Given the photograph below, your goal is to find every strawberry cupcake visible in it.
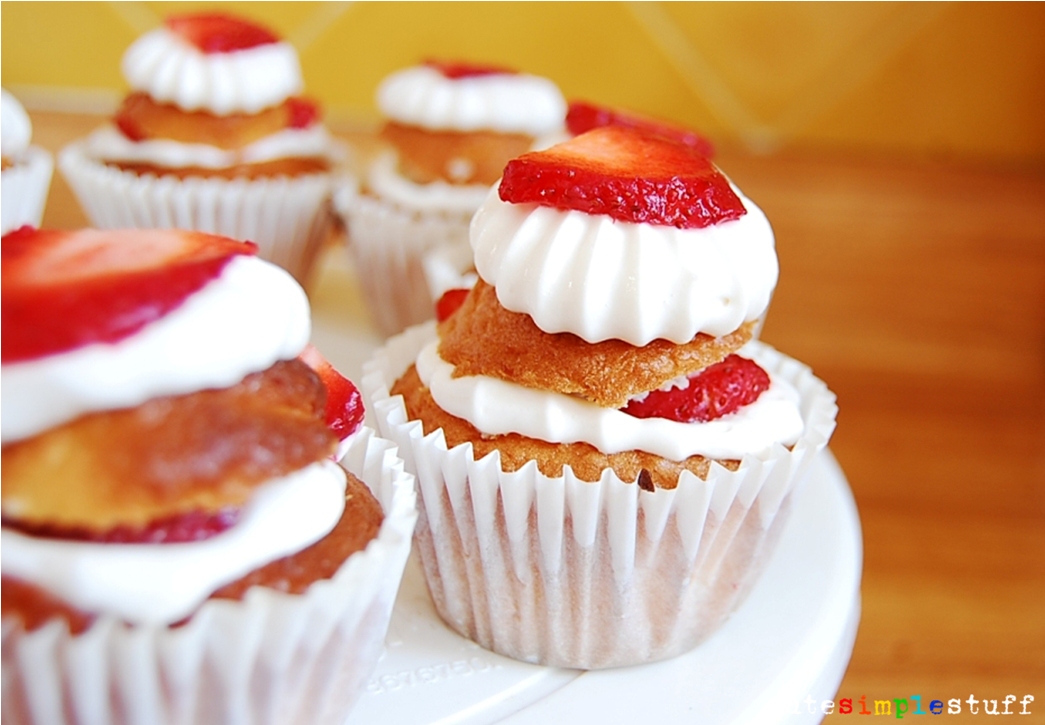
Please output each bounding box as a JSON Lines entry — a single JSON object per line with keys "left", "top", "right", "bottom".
{"left": 335, "top": 60, "right": 566, "bottom": 335}
{"left": 1, "top": 227, "right": 416, "bottom": 724}
{"left": 365, "top": 127, "right": 837, "bottom": 669}
{"left": 58, "top": 12, "right": 346, "bottom": 284}
{"left": 1, "top": 89, "right": 53, "bottom": 235}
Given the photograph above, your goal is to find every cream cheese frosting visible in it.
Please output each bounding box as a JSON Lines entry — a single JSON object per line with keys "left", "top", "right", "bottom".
{"left": 1, "top": 88, "right": 32, "bottom": 158}
{"left": 122, "top": 27, "right": 303, "bottom": 115}
{"left": 1, "top": 253, "right": 311, "bottom": 444}
{"left": 471, "top": 185, "right": 778, "bottom": 346}
{"left": 377, "top": 65, "right": 566, "bottom": 136}
{"left": 417, "top": 340, "right": 804, "bottom": 461}
{"left": 0, "top": 460, "right": 346, "bottom": 625}
{"left": 84, "top": 124, "right": 339, "bottom": 169}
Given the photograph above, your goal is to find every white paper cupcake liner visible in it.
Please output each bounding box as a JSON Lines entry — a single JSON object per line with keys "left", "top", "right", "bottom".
{"left": 1, "top": 425, "right": 418, "bottom": 725}
{"left": 58, "top": 141, "right": 343, "bottom": 285}
{"left": 1, "top": 146, "right": 54, "bottom": 235}
{"left": 363, "top": 323, "right": 837, "bottom": 669}
{"left": 333, "top": 181, "right": 475, "bottom": 337}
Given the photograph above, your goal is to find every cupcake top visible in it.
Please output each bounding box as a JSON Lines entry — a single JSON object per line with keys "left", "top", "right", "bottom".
{"left": 471, "top": 126, "right": 778, "bottom": 346}
{"left": 1, "top": 228, "right": 311, "bottom": 443}
{"left": 82, "top": 11, "right": 338, "bottom": 172}
{"left": 378, "top": 61, "right": 566, "bottom": 136}
{"left": 1, "top": 88, "right": 32, "bottom": 160}
{"left": 408, "top": 126, "right": 803, "bottom": 471}
{"left": 1, "top": 227, "right": 366, "bottom": 626}
{"left": 122, "top": 13, "right": 303, "bottom": 116}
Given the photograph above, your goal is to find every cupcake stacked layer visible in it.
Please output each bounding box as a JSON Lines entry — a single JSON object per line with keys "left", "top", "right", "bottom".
{"left": 59, "top": 13, "right": 346, "bottom": 283}
{"left": 1, "top": 227, "right": 416, "bottom": 725}
{"left": 1, "top": 89, "right": 53, "bottom": 235}
{"left": 336, "top": 60, "right": 567, "bottom": 335}
{"left": 365, "top": 127, "right": 837, "bottom": 669}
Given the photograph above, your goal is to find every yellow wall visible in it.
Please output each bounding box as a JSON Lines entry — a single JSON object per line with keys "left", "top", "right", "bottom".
{"left": 3, "top": 1, "right": 1043, "bottom": 165}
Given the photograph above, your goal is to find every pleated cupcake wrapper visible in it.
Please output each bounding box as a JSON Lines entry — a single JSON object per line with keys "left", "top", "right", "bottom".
{"left": 1, "top": 146, "right": 54, "bottom": 235}
{"left": 363, "top": 323, "right": 838, "bottom": 669}
{"left": 58, "top": 141, "right": 343, "bottom": 285}
{"left": 333, "top": 182, "right": 475, "bottom": 337}
{"left": 2, "top": 426, "right": 418, "bottom": 725}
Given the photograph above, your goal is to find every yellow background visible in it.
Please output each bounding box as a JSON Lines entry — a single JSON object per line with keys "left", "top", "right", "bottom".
{"left": 2, "top": 1, "right": 1044, "bottom": 164}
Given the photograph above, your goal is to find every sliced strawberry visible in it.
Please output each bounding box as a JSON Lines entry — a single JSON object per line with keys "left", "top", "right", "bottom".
{"left": 298, "top": 345, "right": 364, "bottom": 441}
{"left": 622, "top": 355, "right": 770, "bottom": 423}
{"left": 424, "top": 59, "right": 516, "bottom": 80}
{"left": 165, "top": 12, "right": 280, "bottom": 54}
{"left": 435, "top": 287, "right": 470, "bottom": 322}
{"left": 498, "top": 126, "right": 746, "bottom": 229}
{"left": 286, "top": 97, "right": 320, "bottom": 129}
{"left": 5, "top": 508, "right": 241, "bottom": 544}
{"left": 566, "top": 101, "right": 715, "bottom": 158}
{"left": 1, "top": 228, "right": 255, "bottom": 363}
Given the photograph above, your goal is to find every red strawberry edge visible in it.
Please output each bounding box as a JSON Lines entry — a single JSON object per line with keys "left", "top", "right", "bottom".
{"left": 622, "top": 355, "right": 771, "bottom": 423}
{"left": 435, "top": 287, "right": 471, "bottom": 322}
{"left": 298, "top": 345, "right": 365, "bottom": 442}
{"left": 498, "top": 126, "right": 746, "bottom": 229}
{"left": 566, "top": 101, "right": 715, "bottom": 158}
{"left": 4, "top": 508, "right": 241, "bottom": 544}
{"left": 423, "top": 59, "right": 517, "bottom": 80}
{"left": 165, "top": 13, "right": 281, "bottom": 54}
{"left": 1, "top": 228, "right": 256, "bottom": 363}
{"left": 286, "top": 97, "right": 321, "bottom": 129}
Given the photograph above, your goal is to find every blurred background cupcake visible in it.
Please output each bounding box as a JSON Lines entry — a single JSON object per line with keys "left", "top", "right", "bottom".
{"left": 58, "top": 12, "right": 347, "bottom": 285}
{"left": 335, "top": 60, "right": 566, "bottom": 336}
{"left": 1, "top": 89, "right": 53, "bottom": 235}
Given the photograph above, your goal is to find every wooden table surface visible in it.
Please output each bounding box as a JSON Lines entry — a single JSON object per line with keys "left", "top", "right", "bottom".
{"left": 27, "top": 112, "right": 1045, "bottom": 723}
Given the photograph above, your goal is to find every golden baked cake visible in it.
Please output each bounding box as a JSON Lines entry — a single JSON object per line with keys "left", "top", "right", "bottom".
{"left": 58, "top": 12, "right": 347, "bottom": 284}
{"left": 365, "top": 126, "right": 837, "bottom": 669}
{"left": 1, "top": 227, "right": 416, "bottom": 725}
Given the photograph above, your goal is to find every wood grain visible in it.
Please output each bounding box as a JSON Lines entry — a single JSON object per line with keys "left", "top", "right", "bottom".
{"left": 27, "top": 113, "right": 1045, "bottom": 721}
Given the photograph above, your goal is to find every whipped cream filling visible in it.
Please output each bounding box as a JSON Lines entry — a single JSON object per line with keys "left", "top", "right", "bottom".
{"left": 416, "top": 341, "right": 804, "bottom": 461}
{"left": 367, "top": 149, "right": 493, "bottom": 214}
{"left": 1, "top": 460, "right": 346, "bottom": 625}
{"left": 122, "top": 28, "right": 303, "bottom": 115}
{"left": 2, "top": 89, "right": 32, "bottom": 158}
{"left": 1, "top": 255, "right": 310, "bottom": 444}
{"left": 377, "top": 65, "right": 566, "bottom": 136}
{"left": 471, "top": 186, "right": 778, "bottom": 346}
{"left": 84, "top": 124, "right": 338, "bottom": 169}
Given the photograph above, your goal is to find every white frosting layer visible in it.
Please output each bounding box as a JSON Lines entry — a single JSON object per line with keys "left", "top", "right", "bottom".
{"left": 84, "top": 124, "right": 338, "bottom": 169}
{"left": 0, "top": 460, "right": 346, "bottom": 625}
{"left": 2, "top": 88, "right": 32, "bottom": 157}
{"left": 377, "top": 65, "right": 566, "bottom": 136}
{"left": 417, "top": 341, "right": 804, "bottom": 461}
{"left": 471, "top": 186, "right": 778, "bottom": 346}
{"left": 122, "top": 27, "right": 303, "bottom": 115}
{"left": 367, "top": 149, "right": 492, "bottom": 214}
{"left": 1, "top": 254, "right": 310, "bottom": 444}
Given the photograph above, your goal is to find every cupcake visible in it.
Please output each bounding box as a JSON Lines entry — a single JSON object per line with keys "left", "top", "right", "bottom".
{"left": 335, "top": 60, "right": 566, "bottom": 336}
{"left": 1, "top": 89, "right": 54, "bottom": 235}
{"left": 364, "top": 127, "right": 837, "bottom": 669}
{"left": 1, "top": 227, "right": 416, "bottom": 724}
{"left": 58, "top": 12, "right": 346, "bottom": 284}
